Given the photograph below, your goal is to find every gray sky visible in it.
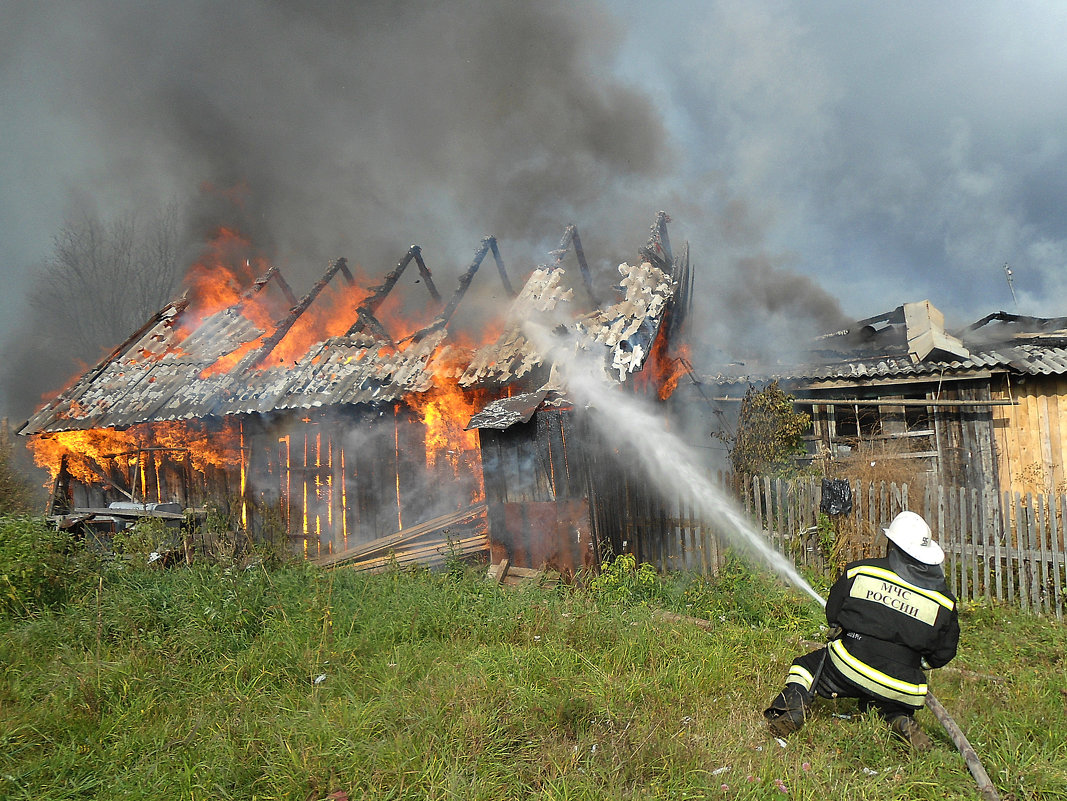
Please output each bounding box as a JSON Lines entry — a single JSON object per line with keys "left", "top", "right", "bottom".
{"left": 3, "top": 0, "right": 1067, "bottom": 414}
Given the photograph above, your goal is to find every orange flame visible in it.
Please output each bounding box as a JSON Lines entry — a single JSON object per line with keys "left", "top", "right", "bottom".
{"left": 29, "top": 420, "right": 242, "bottom": 490}
{"left": 406, "top": 344, "right": 488, "bottom": 504}
{"left": 633, "top": 326, "right": 690, "bottom": 401}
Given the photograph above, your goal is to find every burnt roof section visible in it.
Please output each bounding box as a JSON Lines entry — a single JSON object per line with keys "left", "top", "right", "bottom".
{"left": 704, "top": 303, "right": 1067, "bottom": 390}
{"left": 21, "top": 215, "right": 688, "bottom": 435}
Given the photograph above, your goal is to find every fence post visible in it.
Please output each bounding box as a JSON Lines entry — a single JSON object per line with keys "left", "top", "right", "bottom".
{"left": 1053, "top": 493, "right": 1064, "bottom": 621}
{"left": 1037, "top": 494, "right": 1051, "bottom": 616}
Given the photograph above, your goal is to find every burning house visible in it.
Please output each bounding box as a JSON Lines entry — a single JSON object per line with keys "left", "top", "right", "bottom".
{"left": 20, "top": 213, "right": 693, "bottom": 575}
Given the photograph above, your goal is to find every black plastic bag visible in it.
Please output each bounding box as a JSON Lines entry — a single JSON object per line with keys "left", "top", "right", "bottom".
{"left": 820, "top": 478, "right": 853, "bottom": 516}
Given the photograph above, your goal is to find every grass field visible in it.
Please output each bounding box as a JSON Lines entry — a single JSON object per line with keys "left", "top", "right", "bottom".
{"left": 0, "top": 518, "right": 1065, "bottom": 800}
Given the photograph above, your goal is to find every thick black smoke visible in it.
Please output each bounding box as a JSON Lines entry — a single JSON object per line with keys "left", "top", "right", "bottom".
{"left": 0, "top": 0, "right": 677, "bottom": 417}
{"left": 44, "top": 0, "right": 669, "bottom": 270}
{"left": 1, "top": 0, "right": 867, "bottom": 423}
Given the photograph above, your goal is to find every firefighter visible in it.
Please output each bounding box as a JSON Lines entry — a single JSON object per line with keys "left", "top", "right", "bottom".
{"left": 764, "top": 511, "right": 960, "bottom": 751}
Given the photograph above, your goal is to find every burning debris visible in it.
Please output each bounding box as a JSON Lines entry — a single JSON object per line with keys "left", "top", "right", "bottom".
{"left": 20, "top": 213, "right": 693, "bottom": 574}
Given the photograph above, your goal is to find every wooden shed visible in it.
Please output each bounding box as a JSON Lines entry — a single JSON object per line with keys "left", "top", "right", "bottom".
{"left": 709, "top": 302, "right": 1067, "bottom": 516}
{"left": 20, "top": 214, "right": 693, "bottom": 575}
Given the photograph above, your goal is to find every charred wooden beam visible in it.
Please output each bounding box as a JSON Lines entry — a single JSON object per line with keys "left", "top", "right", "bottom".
{"left": 415, "top": 237, "right": 495, "bottom": 339}
{"left": 351, "top": 309, "right": 393, "bottom": 342}
{"left": 346, "top": 246, "right": 441, "bottom": 338}
{"left": 640, "top": 210, "right": 673, "bottom": 270}
{"left": 549, "top": 224, "right": 598, "bottom": 307}
{"left": 237, "top": 258, "right": 350, "bottom": 371}
{"left": 248, "top": 265, "right": 298, "bottom": 307}
{"left": 337, "top": 260, "right": 355, "bottom": 285}
{"left": 665, "top": 241, "right": 692, "bottom": 340}
{"left": 411, "top": 247, "right": 442, "bottom": 302}
{"left": 487, "top": 237, "right": 515, "bottom": 298}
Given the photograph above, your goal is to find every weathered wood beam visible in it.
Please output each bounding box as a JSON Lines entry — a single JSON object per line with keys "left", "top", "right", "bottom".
{"left": 487, "top": 237, "right": 515, "bottom": 299}
{"left": 248, "top": 264, "right": 297, "bottom": 307}
{"left": 346, "top": 245, "right": 441, "bottom": 337}
{"left": 237, "top": 257, "right": 350, "bottom": 372}
{"left": 312, "top": 503, "right": 488, "bottom": 568}
{"left": 415, "top": 238, "right": 495, "bottom": 339}
{"left": 548, "top": 224, "right": 597, "bottom": 307}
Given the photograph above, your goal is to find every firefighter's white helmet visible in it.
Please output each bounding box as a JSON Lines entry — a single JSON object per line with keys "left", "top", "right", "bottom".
{"left": 884, "top": 511, "right": 944, "bottom": 565}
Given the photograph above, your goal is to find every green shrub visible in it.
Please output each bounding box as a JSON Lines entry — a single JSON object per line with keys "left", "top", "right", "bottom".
{"left": 0, "top": 515, "right": 85, "bottom": 617}
{"left": 678, "top": 552, "right": 824, "bottom": 630}
{"left": 587, "top": 552, "right": 664, "bottom": 609}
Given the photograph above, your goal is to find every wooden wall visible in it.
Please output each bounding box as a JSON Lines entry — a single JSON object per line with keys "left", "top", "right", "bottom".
{"left": 479, "top": 410, "right": 597, "bottom": 574}
{"left": 990, "top": 374, "right": 1067, "bottom": 499}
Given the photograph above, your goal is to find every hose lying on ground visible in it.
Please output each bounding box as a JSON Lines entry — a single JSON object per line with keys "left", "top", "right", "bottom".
{"left": 924, "top": 692, "right": 1000, "bottom": 801}
{"left": 653, "top": 609, "right": 1002, "bottom": 800}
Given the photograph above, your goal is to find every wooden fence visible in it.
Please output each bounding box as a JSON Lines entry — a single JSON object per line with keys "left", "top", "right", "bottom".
{"left": 641, "top": 476, "right": 1066, "bottom": 620}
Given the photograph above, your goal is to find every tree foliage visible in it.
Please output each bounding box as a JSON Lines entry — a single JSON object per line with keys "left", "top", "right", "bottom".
{"left": 0, "top": 424, "right": 38, "bottom": 516}
{"left": 2, "top": 200, "right": 190, "bottom": 419}
{"left": 722, "top": 381, "right": 811, "bottom": 478}
{"left": 31, "top": 201, "right": 187, "bottom": 363}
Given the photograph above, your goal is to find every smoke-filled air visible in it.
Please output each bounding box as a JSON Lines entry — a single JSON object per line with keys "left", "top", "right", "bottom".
{"left": 6, "top": 2, "right": 1067, "bottom": 421}
{"left": 525, "top": 318, "right": 826, "bottom": 606}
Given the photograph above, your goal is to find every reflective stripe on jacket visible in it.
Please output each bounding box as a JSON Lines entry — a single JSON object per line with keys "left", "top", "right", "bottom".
{"left": 823, "top": 554, "right": 960, "bottom": 707}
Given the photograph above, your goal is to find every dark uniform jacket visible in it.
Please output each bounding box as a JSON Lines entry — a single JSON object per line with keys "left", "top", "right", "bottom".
{"left": 824, "top": 550, "right": 960, "bottom": 709}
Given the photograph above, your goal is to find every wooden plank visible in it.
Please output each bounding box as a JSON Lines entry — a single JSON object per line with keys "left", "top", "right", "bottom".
{"left": 1039, "top": 393, "right": 1055, "bottom": 496}
{"left": 981, "top": 485, "right": 992, "bottom": 602}
{"left": 1037, "top": 494, "right": 1051, "bottom": 616}
{"left": 776, "top": 478, "right": 786, "bottom": 556}
{"left": 345, "top": 533, "right": 489, "bottom": 572}
{"left": 1026, "top": 493, "right": 1040, "bottom": 613}
{"left": 1005, "top": 492, "right": 1016, "bottom": 605}
{"left": 957, "top": 487, "right": 968, "bottom": 601}
{"left": 752, "top": 475, "right": 763, "bottom": 534}
{"left": 937, "top": 485, "right": 948, "bottom": 593}
{"left": 787, "top": 480, "right": 798, "bottom": 565}
{"left": 1045, "top": 389, "right": 1064, "bottom": 496}
{"left": 313, "top": 503, "right": 488, "bottom": 567}
{"left": 993, "top": 490, "right": 1004, "bottom": 602}
{"left": 1037, "top": 494, "right": 1045, "bottom": 614}
{"left": 1053, "top": 493, "right": 1064, "bottom": 621}
{"left": 1017, "top": 494, "right": 1031, "bottom": 612}
{"left": 869, "top": 482, "right": 879, "bottom": 555}
{"left": 972, "top": 488, "right": 986, "bottom": 602}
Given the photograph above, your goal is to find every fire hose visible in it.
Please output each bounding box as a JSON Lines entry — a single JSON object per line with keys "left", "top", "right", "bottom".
{"left": 801, "top": 633, "right": 1001, "bottom": 801}
{"left": 654, "top": 610, "right": 1001, "bottom": 800}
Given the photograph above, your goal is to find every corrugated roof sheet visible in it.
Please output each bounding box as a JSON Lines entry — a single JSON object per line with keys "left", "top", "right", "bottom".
{"left": 22, "top": 258, "right": 677, "bottom": 435}
{"left": 706, "top": 341, "right": 1067, "bottom": 387}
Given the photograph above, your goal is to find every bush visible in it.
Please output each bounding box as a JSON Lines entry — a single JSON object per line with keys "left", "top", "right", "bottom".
{"left": 587, "top": 552, "right": 664, "bottom": 609}
{"left": 0, "top": 516, "right": 86, "bottom": 617}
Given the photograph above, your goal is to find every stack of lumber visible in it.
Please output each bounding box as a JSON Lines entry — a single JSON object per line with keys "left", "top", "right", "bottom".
{"left": 486, "top": 558, "right": 560, "bottom": 588}
{"left": 312, "top": 503, "right": 488, "bottom": 572}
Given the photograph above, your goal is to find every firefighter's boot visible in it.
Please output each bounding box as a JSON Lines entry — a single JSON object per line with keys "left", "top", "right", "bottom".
{"left": 763, "top": 684, "right": 810, "bottom": 737}
{"left": 888, "top": 715, "right": 932, "bottom": 752}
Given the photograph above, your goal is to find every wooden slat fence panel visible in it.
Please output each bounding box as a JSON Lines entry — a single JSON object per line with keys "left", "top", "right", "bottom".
{"left": 654, "top": 474, "right": 1067, "bottom": 618}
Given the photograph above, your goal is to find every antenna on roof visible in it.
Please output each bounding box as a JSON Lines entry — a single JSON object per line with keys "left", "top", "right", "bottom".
{"left": 1003, "top": 264, "right": 1018, "bottom": 309}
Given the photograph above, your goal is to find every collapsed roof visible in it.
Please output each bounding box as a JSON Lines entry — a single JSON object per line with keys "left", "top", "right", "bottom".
{"left": 21, "top": 213, "right": 692, "bottom": 436}
{"left": 707, "top": 301, "right": 1067, "bottom": 388}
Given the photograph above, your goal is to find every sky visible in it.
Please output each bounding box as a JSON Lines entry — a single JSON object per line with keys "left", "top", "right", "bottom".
{"left": 3, "top": 0, "right": 1067, "bottom": 417}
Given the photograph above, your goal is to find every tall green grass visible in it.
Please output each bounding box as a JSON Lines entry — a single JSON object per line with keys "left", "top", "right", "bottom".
{"left": 0, "top": 528, "right": 1064, "bottom": 800}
